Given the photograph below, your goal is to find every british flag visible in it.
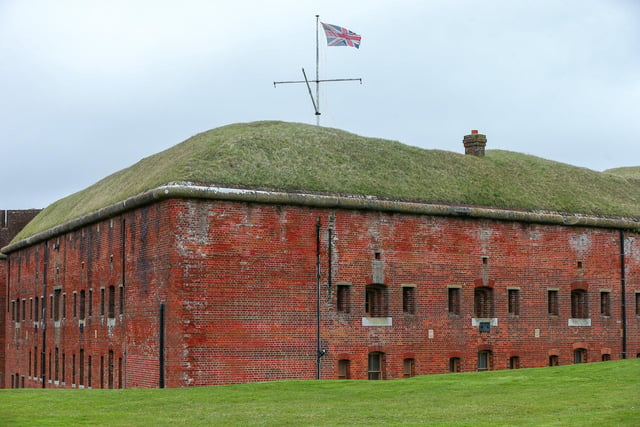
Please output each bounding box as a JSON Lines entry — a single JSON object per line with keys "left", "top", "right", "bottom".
{"left": 321, "top": 22, "right": 361, "bottom": 49}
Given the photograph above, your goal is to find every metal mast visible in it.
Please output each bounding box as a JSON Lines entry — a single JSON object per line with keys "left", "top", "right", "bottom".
{"left": 274, "top": 15, "right": 362, "bottom": 125}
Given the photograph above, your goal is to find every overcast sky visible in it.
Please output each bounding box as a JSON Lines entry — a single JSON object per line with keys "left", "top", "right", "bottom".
{"left": 2, "top": 0, "right": 639, "bottom": 209}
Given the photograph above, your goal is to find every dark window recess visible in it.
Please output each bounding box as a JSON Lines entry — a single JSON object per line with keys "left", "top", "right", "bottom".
{"left": 509, "top": 356, "right": 520, "bottom": 369}
{"left": 636, "top": 293, "right": 640, "bottom": 316}
{"left": 100, "top": 288, "right": 105, "bottom": 316}
{"left": 448, "top": 288, "right": 461, "bottom": 315}
{"left": 574, "top": 348, "right": 587, "bottom": 364}
{"left": 602, "top": 354, "right": 611, "bottom": 361}
{"left": 365, "top": 284, "right": 388, "bottom": 317}
{"left": 479, "top": 321, "right": 491, "bottom": 333}
{"left": 478, "top": 351, "right": 492, "bottom": 372}
{"left": 108, "top": 286, "right": 115, "bottom": 319}
{"left": 548, "top": 290, "right": 559, "bottom": 316}
{"left": 79, "top": 290, "right": 86, "bottom": 320}
{"left": 34, "top": 297, "right": 39, "bottom": 322}
{"left": 571, "top": 289, "right": 589, "bottom": 319}
{"left": 403, "top": 358, "right": 415, "bottom": 378}
{"left": 508, "top": 289, "right": 520, "bottom": 315}
{"left": 338, "top": 359, "right": 350, "bottom": 379}
{"left": 119, "top": 286, "right": 125, "bottom": 315}
{"left": 549, "top": 355, "right": 559, "bottom": 366}
{"left": 368, "top": 352, "right": 384, "bottom": 380}
{"left": 402, "top": 287, "right": 415, "bottom": 314}
{"left": 474, "top": 287, "right": 494, "bottom": 318}
{"left": 600, "top": 292, "right": 611, "bottom": 316}
{"left": 449, "top": 357, "right": 461, "bottom": 373}
{"left": 336, "top": 285, "right": 350, "bottom": 313}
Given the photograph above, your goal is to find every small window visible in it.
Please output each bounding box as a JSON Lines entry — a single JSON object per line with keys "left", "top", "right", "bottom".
{"left": 34, "top": 297, "right": 39, "bottom": 322}
{"left": 636, "top": 293, "right": 640, "bottom": 316}
{"left": 600, "top": 291, "right": 611, "bottom": 317}
{"left": 73, "top": 292, "right": 77, "bottom": 318}
{"left": 601, "top": 353, "right": 611, "bottom": 361}
{"left": 574, "top": 348, "right": 587, "bottom": 364}
{"left": 368, "top": 352, "right": 384, "bottom": 380}
{"left": 508, "top": 289, "right": 520, "bottom": 315}
{"left": 549, "top": 355, "right": 559, "bottom": 366}
{"left": 449, "top": 357, "right": 461, "bottom": 373}
{"left": 509, "top": 356, "right": 520, "bottom": 369}
{"left": 54, "top": 289, "right": 61, "bottom": 321}
{"left": 448, "top": 287, "right": 460, "bottom": 315}
{"left": 100, "top": 288, "right": 105, "bottom": 316}
{"left": 88, "top": 289, "right": 93, "bottom": 317}
{"left": 474, "top": 287, "right": 494, "bottom": 318}
{"left": 571, "top": 289, "right": 588, "bottom": 319}
{"left": 79, "top": 290, "right": 86, "bottom": 320}
{"left": 62, "top": 294, "right": 66, "bottom": 319}
{"left": 403, "top": 358, "right": 415, "bottom": 378}
{"left": 119, "top": 286, "right": 125, "bottom": 315}
{"left": 477, "top": 350, "right": 492, "bottom": 372}
{"left": 338, "top": 359, "right": 350, "bottom": 379}
{"left": 22, "top": 299, "right": 26, "bottom": 321}
{"left": 402, "top": 286, "right": 415, "bottom": 314}
{"left": 54, "top": 347, "right": 59, "bottom": 381}
{"left": 79, "top": 349, "right": 85, "bottom": 386}
{"left": 548, "top": 290, "right": 559, "bottom": 316}
{"left": 108, "top": 286, "right": 115, "bottom": 319}
{"left": 336, "top": 284, "right": 350, "bottom": 313}
{"left": 365, "top": 284, "right": 388, "bottom": 317}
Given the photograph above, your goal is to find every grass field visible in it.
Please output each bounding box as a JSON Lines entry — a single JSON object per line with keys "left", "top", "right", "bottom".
{"left": 2, "top": 359, "right": 639, "bottom": 426}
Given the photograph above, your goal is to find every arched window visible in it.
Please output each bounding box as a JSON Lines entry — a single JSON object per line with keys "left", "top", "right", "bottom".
{"left": 549, "top": 355, "right": 559, "bottom": 366}
{"left": 368, "top": 352, "right": 384, "bottom": 380}
{"left": 601, "top": 354, "right": 611, "bottom": 362}
{"left": 571, "top": 289, "right": 588, "bottom": 319}
{"left": 449, "top": 357, "right": 461, "bottom": 373}
{"left": 478, "top": 350, "right": 492, "bottom": 372}
{"left": 574, "top": 348, "right": 587, "bottom": 364}
{"left": 474, "top": 287, "right": 494, "bottom": 318}
{"left": 338, "top": 359, "right": 350, "bottom": 379}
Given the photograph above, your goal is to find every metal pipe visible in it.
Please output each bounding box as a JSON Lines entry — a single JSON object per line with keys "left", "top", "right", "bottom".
{"left": 316, "top": 217, "right": 321, "bottom": 379}
{"left": 620, "top": 230, "right": 627, "bottom": 359}
{"left": 159, "top": 303, "right": 165, "bottom": 388}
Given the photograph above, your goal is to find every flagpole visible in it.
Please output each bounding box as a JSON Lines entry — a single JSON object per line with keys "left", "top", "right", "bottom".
{"left": 315, "top": 14, "right": 320, "bottom": 126}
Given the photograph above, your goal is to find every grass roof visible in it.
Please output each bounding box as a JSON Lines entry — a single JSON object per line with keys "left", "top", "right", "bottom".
{"left": 13, "top": 121, "right": 640, "bottom": 242}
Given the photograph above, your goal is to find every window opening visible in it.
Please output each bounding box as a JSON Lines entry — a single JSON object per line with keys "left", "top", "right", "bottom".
{"left": 574, "top": 348, "right": 587, "bottom": 364}
{"left": 403, "top": 358, "right": 415, "bottom": 378}
{"left": 477, "top": 350, "right": 492, "bottom": 371}
{"left": 338, "top": 359, "right": 350, "bottom": 379}
{"left": 549, "top": 355, "right": 559, "bottom": 366}
{"left": 602, "top": 354, "right": 611, "bottom": 361}
{"left": 368, "top": 352, "right": 384, "bottom": 380}
{"left": 336, "top": 284, "right": 350, "bottom": 313}
{"left": 402, "top": 287, "right": 415, "bottom": 314}
{"left": 548, "top": 290, "right": 559, "bottom": 316}
{"left": 474, "top": 287, "right": 494, "bottom": 318}
{"left": 79, "top": 290, "right": 86, "bottom": 320}
{"left": 448, "top": 288, "right": 461, "bottom": 315}
{"left": 509, "top": 356, "right": 520, "bottom": 369}
{"left": 449, "top": 357, "right": 461, "bottom": 373}
{"left": 54, "top": 289, "right": 61, "bottom": 321}
{"left": 365, "top": 284, "right": 388, "bottom": 317}
{"left": 508, "top": 289, "right": 520, "bottom": 315}
{"left": 571, "top": 289, "right": 588, "bottom": 319}
{"left": 600, "top": 291, "right": 611, "bottom": 317}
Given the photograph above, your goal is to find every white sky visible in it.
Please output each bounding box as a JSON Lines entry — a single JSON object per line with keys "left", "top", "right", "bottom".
{"left": 2, "top": 0, "right": 639, "bottom": 209}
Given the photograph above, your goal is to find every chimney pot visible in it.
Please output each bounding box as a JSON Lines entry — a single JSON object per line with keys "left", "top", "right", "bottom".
{"left": 471, "top": 129, "right": 478, "bottom": 134}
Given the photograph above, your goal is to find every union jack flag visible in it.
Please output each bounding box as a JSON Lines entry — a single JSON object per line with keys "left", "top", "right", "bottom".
{"left": 321, "top": 22, "right": 361, "bottom": 49}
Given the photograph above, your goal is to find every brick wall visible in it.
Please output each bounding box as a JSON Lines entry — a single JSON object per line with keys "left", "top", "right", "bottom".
{"left": 3, "top": 198, "right": 639, "bottom": 388}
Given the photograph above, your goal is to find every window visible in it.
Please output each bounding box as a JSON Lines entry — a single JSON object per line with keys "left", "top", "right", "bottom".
{"left": 508, "top": 289, "right": 520, "bottom": 315}
{"left": 365, "top": 284, "right": 388, "bottom": 317}
{"left": 72, "top": 354, "right": 76, "bottom": 385}
{"left": 73, "top": 292, "right": 77, "bottom": 318}
{"left": 100, "top": 288, "right": 105, "bottom": 316}
{"left": 336, "top": 284, "right": 350, "bottom": 313}
{"left": 54, "top": 347, "right": 59, "bottom": 381}
{"left": 548, "top": 290, "right": 559, "bottom": 315}
{"left": 403, "top": 358, "right": 415, "bottom": 378}
{"left": 368, "top": 352, "right": 384, "bottom": 380}
{"left": 34, "top": 297, "right": 39, "bottom": 322}
{"left": 62, "top": 294, "right": 66, "bottom": 319}
{"left": 79, "top": 290, "right": 86, "bottom": 320}
{"left": 338, "top": 359, "right": 350, "bottom": 379}
{"left": 600, "top": 291, "right": 611, "bottom": 317}
{"left": 88, "top": 356, "right": 92, "bottom": 388}
{"left": 11, "top": 300, "right": 15, "bottom": 322}
{"left": 108, "top": 286, "right": 115, "bottom": 318}
{"left": 449, "top": 357, "right": 461, "bottom": 373}
{"left": 477, "top": 351, "right": 492, "bottom": 371}
{"left": 88, "top": 289, "right": 93, "bottom": 317}
{"left": 402, "top": 286, "right": 415, "bottom": 314}
{"left": 79, "top": 349, "right": 85, "bottom": 386}
{"left": 549, "top": 355, "right": 559, "bottom": 366}
{"left": 62, "top": 353, "right": 65, "bottom": 384}
{"left": 509, "top": 356, "right": 520, "bottom": 369}
{"left": 49, "top": 296, "right": 53, "bottom": 319}
{"left": 571, "top": 289, "right": 588, "bottom": 319}
{"left": 448, "top": 287, "right": 461, "bottom": 315}
{"left": 474, "top": 287, "right": 494, "bottom": 318}
{"left": 22, "top": 299, "right": 26, "bottom": 321}
{"left": 602, "top": 354, "right": 611, "bottom": 361}
{"left": 636, "top": 292, "right": 640, "bottom": 316}
{"left": 574, "top": 348, "right": 587, "bottom": 364}
{"left": 119, "top": 285, "right": 124, "bottom": 315}
{"left": 54, "top": 289, "right": 61, "bottom": 321}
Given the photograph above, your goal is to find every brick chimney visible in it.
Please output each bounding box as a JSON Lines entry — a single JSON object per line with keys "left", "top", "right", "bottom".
{"left": 463, "top": 130, "right": 487, "bottom": 157}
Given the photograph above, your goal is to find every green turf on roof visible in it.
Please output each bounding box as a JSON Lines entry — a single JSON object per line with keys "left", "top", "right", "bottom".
{"left": 12, "top": 121, "right": 640, "bottom": 242}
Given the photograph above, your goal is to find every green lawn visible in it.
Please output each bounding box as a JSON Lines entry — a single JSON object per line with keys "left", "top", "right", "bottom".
{"left": 2, "top": 360, "right": 639, "bottom": 426}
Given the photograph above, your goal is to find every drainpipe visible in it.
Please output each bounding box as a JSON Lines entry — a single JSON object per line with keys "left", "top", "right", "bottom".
{"left": 619, "top": 230, "right": 627, "bottom": 359}
{"left": 41, "top": 240, "right": 49, "bottom": 388}
{"left": 316, "top": 217, "right": 322, "bottom": 379}
{"left": 159, "top": 303, "right": 165, "bottom": 388}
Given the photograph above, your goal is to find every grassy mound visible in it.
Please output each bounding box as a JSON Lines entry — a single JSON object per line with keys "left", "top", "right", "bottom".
{"left": 13, "top": 121, "right": 640, "bottom": 242}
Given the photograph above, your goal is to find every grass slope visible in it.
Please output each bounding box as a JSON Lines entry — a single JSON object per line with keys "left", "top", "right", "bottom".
{"left": 2, "top": 360, "right": 639, "bottom": 426}
{"left": 13, "top": 121, "right": 640, "bottom": 242}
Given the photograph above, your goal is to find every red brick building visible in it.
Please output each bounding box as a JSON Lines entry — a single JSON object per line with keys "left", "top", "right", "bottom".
{"left": 2, "top": 126, "right": 640, "bottom": 388}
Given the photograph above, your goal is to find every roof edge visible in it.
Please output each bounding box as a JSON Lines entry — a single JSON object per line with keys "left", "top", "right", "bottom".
{"left": 3, "top": 182, "right": 640, "bottom": 253}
